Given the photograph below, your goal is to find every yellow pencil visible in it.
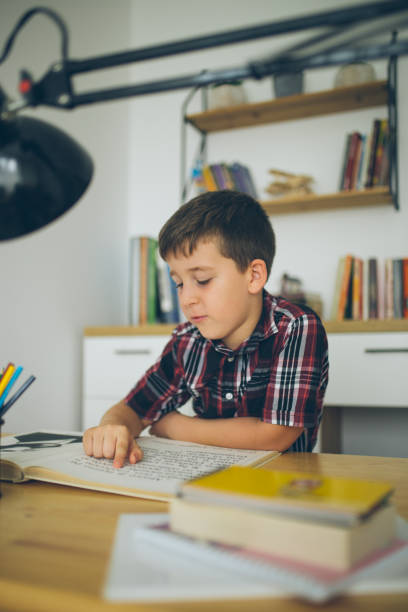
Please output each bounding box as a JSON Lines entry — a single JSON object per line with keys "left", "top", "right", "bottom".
{"left": 0, "top": 363, "right": 15, "bottom": 396}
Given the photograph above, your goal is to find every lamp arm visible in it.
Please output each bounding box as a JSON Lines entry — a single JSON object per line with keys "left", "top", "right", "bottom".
{"left": 62, "top": 0, "right": 408, "bottom": 76}
{"left": 5, "top": 0, "right": 408, "bottom": 111}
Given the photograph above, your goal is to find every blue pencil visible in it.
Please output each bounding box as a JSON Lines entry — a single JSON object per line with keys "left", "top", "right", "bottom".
{"left": 0, "top": 375, "right": 36, "bottom": 418}
{"left": 0, "top": 366, "right": 23, "bottom": 408}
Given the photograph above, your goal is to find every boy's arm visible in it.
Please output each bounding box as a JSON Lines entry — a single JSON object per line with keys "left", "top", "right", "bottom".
{"left": 83, "top": 399, "right": 150, "bottom": 467}
{"left": 150, "top": 411, "right": 303, "bottom": 452}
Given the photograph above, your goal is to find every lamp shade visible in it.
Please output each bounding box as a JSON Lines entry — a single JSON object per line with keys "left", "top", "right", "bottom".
{"left": 0, "top": 115, "right": 93, "bottom": 240}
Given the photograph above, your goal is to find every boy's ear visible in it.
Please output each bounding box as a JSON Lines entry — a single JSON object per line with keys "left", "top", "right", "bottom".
{"left": 247, "top": 259, "right": 267, "bottom": 294}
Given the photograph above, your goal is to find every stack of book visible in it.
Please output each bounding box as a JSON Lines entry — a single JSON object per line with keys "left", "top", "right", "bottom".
{"left": 339, "top": 119, "right": 389, "bottom": 191}
{"left": 331, "top": 255, "right": 408, "bottom": 321}
{"left": 128, "top": 236, "right": 180, "bottom": 326}
{"left": 162, "top": 465, "right": 406, "bottom": 601}
{"left": 194, "top": 162, "right": 258, "bottom": 198}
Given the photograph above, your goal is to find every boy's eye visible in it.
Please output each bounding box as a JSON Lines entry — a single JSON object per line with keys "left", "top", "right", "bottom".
{"left": 175, "top": 282, "right": 183, "bottom": 289}
{"left": 197, "top": 279, "right": 211, "bottom": 286}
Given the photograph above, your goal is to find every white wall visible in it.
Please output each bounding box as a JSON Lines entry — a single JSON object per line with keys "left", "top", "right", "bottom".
{"left": 1, "top": 0, "right": 132, "bottom": 431}
{"left": 1, "top": 1, "right": 407, "bottom": 451}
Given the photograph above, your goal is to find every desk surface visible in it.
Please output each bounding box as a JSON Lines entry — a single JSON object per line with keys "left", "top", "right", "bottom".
{"left": 1, "top": 452, "right": 408, "bottom": 612}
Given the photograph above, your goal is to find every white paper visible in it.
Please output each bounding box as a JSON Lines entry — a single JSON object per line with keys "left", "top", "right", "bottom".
{"left": 104, "top": 513, "right": 288, "bottom": 601}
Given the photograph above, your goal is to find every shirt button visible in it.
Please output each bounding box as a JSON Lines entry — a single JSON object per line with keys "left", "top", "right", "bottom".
{"left": 227, "top": 357, "right": 234, "bottom": 362}
{"left": 225, "top": 392, "right": 233, "bottom": 400}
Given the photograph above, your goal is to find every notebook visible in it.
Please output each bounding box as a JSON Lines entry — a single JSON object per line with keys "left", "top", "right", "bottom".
{"left": 104, "top": 513, "right": 408, "bottom": 603}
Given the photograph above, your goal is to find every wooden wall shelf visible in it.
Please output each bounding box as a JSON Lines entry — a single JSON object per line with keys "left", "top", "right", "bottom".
{"left": 186, "top": 80, "right": 388, "bottom": 133}
{"left": 84, "top": 319, "right": 408, "bottom": 337}
{"left": 260, "top": 186, "right": 393, "bottom": 215}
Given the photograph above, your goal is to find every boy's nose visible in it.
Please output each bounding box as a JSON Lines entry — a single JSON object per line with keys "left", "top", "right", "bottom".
{"left": 181, "top": 286, "right": 199, "bottom": 308}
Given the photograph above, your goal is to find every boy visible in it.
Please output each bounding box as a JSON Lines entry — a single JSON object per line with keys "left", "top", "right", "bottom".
{"left": 83, "top": 191, "right": 328, "bottom": 467}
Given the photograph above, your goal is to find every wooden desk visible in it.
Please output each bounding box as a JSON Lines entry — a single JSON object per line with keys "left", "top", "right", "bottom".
{"left": 1, "top": 453, "right": 407, "bottom": 612}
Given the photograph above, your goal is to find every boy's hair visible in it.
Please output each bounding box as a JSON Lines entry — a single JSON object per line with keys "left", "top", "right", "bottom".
{"left": 158, "top": 190, "right": 276, "bottom": 277}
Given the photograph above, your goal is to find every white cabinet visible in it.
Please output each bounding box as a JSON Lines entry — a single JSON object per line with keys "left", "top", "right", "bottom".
{"left": 82, "top": 335, "right": 170, "bottom": 429}
{"left": 325, "top": 332, "right": 408, "bottom": 407}
{"left": 82, "top": 327, "right": 408, "bottom": 456}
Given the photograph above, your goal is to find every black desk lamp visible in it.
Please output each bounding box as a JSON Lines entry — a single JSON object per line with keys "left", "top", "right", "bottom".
{"left": 1, "top": 1, "right": 408, "bottom": 240}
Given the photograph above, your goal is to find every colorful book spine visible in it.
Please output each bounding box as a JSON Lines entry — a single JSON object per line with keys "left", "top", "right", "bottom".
{"left": 336, "top": 255, "right": 353, "bottom": 321}
{"left": 147, "top": 238, "right": 158, "bottom": 324}
{"left": 403, "top": 259, "right": 408, "bottom": 319}
{"left": 365, "top": 119, "right": 381, "bottom": 188}
{"left": 202, "top": 165, "right": 218, "bottom": 191}
{"left": 384, "top": 258, "right": 394, "bottom": 319}
{"left": 352, "top": 257, "right": 363, "bottom": 320}
{"left": 368, "top": 258, "right": 379, "bottom": 319}
{"left": 392, "top": 259, "right": 404, "bottom": 319}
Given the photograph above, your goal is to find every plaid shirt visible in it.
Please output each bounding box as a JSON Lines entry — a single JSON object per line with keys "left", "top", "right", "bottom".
{"left": 126, "top": 291, "right": 329, "bottom": 452}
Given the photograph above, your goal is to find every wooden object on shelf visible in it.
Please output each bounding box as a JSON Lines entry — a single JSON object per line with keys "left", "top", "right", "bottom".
{"left": 266, "top": 169, "right": 315, "bottom": 197}
{"left": 186, "top": 81, "right": 388, "bottom": 133}
{"left": 260, "top": 186, "right": 392, "bottom": 215}
{"left": 84, "top": 323, "right": 177, "bottom": 336}
{"left": 84, "top": 319, "right": 408, "bottom": 337}
{"left": 323, "top": 318, "right": 408, "bottom": 334}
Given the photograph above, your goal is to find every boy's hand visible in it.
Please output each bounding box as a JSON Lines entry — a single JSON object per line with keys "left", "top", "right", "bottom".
{"left": 83, "top": 424, "right": 143, "bottom": 468}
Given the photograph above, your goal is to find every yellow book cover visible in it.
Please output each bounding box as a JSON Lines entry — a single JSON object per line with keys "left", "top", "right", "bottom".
{"left": 202, "top": 165, "right": 218, "bottom": 191}
{"left": 180, "top": 465, "right": 393, "bottom": 523}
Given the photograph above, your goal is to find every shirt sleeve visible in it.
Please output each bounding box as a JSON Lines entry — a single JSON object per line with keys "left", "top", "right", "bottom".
{"left": 262, "top": 312, "right": 329, "bottom": 428}
{"left": 125, "top": 334, "right": 191, "bottom": 423}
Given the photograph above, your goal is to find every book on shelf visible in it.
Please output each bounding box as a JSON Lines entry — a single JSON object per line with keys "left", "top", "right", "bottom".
{"left": 199, "top": 162, "right": 257, "bottom": 197}
{"left": 104, "top": 513, "right": 408, "bottom": 604}
{"left": 392, "top": 259, "right": 404, "bottom": 319}
{"left": 384, "top": 257, "right": 394, "bottom": 319}
{"left": 170, "top": 465, "right": 395, "bottom": 572}
{"left": 331, "top": 254, "right": 408, "bottom": 321}
{"left": 128, "top": 236, "right": 140, "bottom": 325}
{"left": 335, "top": 253, "right": 353, "bottom": 320}
{"left": 156, "top": 252, "right": 180, "bottom": 324}
{"left": 352, "top": 257, "right": 363, "bottom": 320}
{"left": 202, "top": 164, "right": 218, "bottom": 191}
{"left": 368, "top": 257, "right": 379, "bottom": 319}
{"left": 128, "top": 235, "right": 181, "bottom": 326}
{"left": 404, "top": 258, "right": 408, "bottom": 318}
{"left": 338, "top": 119, "right": 390, "bottom": 192}
{"left": 0, "top": 431, "right": 279, "bottom": 501}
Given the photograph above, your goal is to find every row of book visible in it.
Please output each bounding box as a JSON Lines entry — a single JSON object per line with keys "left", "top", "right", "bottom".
{"left": 153, "top": 465, "right": 404, "bottom": 602}
{"left": 193, "top": 161, "right": 258, "bottom": 198}
{"left": 128, "top": 236, "right": 181, "bottom": 326}
{"left": 339, "top": 118, "right": 389, "bottom": 192}
{"left": 331, "top": 255, "right": 408, "bottom": 321}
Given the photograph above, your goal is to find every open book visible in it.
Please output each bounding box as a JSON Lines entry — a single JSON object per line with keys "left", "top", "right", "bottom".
{"left": 0, "top": 431, "right": 279, "bottom": 501}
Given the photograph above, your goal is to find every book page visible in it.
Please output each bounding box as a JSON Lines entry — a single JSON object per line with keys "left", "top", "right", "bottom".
{"left": 0, "top": 432, "right": 277, "bottom": 497}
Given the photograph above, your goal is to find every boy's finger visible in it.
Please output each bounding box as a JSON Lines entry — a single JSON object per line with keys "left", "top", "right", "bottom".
{"left": 129, "top": 439, "right": 143, "bottom": 463}
{"left": 113, "top": 437, "right": 129, "bottom": 468}
{"left": 83, "top": 429, "right": 94, "bottom": 455}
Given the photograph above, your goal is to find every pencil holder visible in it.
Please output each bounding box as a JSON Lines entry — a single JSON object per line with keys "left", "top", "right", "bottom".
{"left": 0, "top": 418, "right": 3, "bottom": 497}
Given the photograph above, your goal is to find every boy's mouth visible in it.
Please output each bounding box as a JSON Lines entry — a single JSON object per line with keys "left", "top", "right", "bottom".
{"left": 191, "top": 315, "right": 207, "bottom": 323}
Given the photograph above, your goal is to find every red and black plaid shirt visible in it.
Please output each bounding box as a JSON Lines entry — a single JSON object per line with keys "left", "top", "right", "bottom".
{"left": 126, "top": 291, "right": 329, "bottom": 452}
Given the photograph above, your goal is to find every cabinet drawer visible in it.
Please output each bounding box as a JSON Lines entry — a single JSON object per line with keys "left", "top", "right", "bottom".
{"left": 325, "top": 332, "right": 408, "bottom": 407}
{"left": 83, "top": 335, "right": 170, "bottom": 398}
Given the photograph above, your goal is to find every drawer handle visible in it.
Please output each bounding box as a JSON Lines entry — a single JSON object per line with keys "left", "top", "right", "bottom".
{"left": 114, "top": 349, "right": 151, "bottom": 356}
{"left": 364, "top": 348, "right": 408, "bottom": 354}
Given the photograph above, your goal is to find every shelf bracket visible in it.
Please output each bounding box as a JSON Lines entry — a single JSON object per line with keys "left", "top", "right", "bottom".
{"left": 180, "top": 82, "right": 208, "bottom": 204}
{"left": 387, "top": 32, "right": 399, "bottom": 211}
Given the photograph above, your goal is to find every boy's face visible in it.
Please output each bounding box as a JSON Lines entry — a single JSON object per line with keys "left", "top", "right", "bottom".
{"left": 167, "top": 239, "right": 263, "bottom": 350}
